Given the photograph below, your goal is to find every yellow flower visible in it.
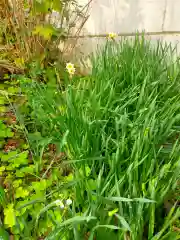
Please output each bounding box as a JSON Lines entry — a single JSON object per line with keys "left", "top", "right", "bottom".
{"left": 68, "top": 68, "right": 75, "bottom": 75}
{"left": 66, "top": 62, "right": 75, "bottom": 76}
{"left": 144, "top": 127, "right": 150, "bottom": 137}
{"left": 108, "top": 32, "right": 117, "bottom": 39}
{"left": 108, "top": 208, "right": 118, "bottom": 217}
{"left": 66, "top": 62, "right": 74, "bottom": 70}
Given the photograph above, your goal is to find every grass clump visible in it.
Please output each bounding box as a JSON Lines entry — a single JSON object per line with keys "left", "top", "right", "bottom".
{"left": 12, "top": 37, "right": 180, "bottom": 239}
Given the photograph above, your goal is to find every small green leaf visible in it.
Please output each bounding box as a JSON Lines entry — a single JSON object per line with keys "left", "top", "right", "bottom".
{"left": 22, "top": 144, "right": 29, "bottom": 150}
{"left": 52, "top": 0, "right": 62, "bottom": 11}
{"left": 31, "top": 180, "right": 47, "bottom": 192}
{"left": 87, "top": 179, "right": 96, "bottom": 191}
{"left": 80, "top": 165, "right": 91, "bottom": 177}
{"left": 0, "top": 97, "right": 5, "bottom": 104}
{"left": 64, "top": 173, "right": 73, "bottom": 182}
{"left": 15, "top": 170, "right": 25, "bottom": 178}
{"left": 0, "top": 227, "right": 10, "bottom": 240}
{"left": 32, "top": 0, "right": 50, "bottom": 14}
{"left": 4, "top": 204, "right": 16, "bottom": 228}
{"left": 15, "top": 187, "right": 29, "bottom": 199}
{"left": 33, "top": 25, "right": 55, "bottom": 40}
{"left": 8, "top": 86, "right": 19, "bottom": 94}
{"left": 0, "top": 166, "right": 5, "bottom": 175}
{"left": 6, "top": 128, "right": 14, "bottom": 138}
{"left": 21, "top": 166, "right": 34, "bottom": 174}
{"left": 115, "top": 214, "right": 131, "bottom": 231}
{"left": 1, "top": 151, "right": 18, "bottom": 162}
{"left": 13, "top": 179, "right": 23, "bottom": 188}
{"left": 18, "top": 151, "right": 29, "bottom": 159}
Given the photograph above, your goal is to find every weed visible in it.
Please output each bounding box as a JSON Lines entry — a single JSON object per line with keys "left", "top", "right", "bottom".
{"left": 0, "top": 76, "right": 75, "bottom": 239}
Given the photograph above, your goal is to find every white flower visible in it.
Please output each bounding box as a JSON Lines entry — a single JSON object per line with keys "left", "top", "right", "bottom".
{"left": 66, "top": 62, "right": 74, "bottom": 70}
{"left": 54, "top": 200, "right": 64, "bottom": 208}
{"left": 66, "top": 199, "right": 72, "bottom": 206}
{"left": 66, "top": 63, "right": 76, "bottom": 76}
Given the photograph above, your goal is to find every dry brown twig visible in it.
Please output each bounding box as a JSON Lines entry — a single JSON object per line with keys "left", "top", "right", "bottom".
{"left": 0, "top": 0, "right": 92, "bottom": 76}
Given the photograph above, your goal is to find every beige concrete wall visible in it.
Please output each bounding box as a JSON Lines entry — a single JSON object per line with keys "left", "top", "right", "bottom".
{"left": 82, "top": 0, "right": 180, "bottom": 34}
{"left": 73, "top": 0, "right": 180, "bottom": 61}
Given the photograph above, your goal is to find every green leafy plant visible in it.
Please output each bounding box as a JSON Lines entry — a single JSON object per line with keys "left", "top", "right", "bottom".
{"left": 0, "top": 78, "right": 75, "bottom": 239}
{"left": 22, "top": 36, "right": 180, "bottom": 239}
{"left": 0, "top": 115, "right": 75, "bottom": 239}
{"left": 0, "top": 144, "right": 75, "bottom": 239}
{"left": 0, "top": 121, "right": 14, "bottom": 138}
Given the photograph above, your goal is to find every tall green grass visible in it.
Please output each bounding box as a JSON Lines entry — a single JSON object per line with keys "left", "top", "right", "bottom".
{"left": 22, "top": 36, "right": 180, "bottom": 240}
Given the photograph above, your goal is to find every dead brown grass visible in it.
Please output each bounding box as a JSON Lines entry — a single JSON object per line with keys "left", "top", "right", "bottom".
{"left": 0, "top": 0, "right": 53, "bottom": 76}
{"left": 0, "top": 0, "right": 91, "bottom": 78}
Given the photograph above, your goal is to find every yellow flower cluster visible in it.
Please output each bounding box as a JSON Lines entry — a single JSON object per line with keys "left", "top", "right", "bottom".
{"left": 108, "top": 32, "right": 117, "bottom": 39}
{"left": 66, "top": 62, "right": 75, "bottom": 76}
